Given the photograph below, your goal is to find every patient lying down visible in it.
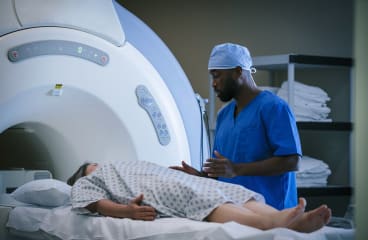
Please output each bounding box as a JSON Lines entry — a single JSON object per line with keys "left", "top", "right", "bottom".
{"left": 67, "top": 160, "right": 331, "bottom": 233}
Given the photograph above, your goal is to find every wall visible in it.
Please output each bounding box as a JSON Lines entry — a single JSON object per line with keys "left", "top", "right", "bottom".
{"left": 117, "top": 0, "right": 353, "bottom": 100}
{"left": 354, "top": 0, "right": 368, "bottom": 238}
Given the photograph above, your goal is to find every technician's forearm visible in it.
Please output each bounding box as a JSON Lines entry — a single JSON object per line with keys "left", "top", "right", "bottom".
{"left": 234, "top": 155, "right": 300, "bottom": 176}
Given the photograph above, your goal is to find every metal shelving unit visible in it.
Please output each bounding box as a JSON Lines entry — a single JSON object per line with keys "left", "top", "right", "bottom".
{"left": 296, "top": 122, "right": 352, "bottom": 131}
{"left": 252, "top": 54, "right": 354, "bottom": 199}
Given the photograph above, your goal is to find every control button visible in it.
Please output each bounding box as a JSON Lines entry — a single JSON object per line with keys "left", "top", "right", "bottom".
{"left": 11, "top": 51, "right": 18, "bottom": 59}
{"left": 101, "top": 55, "right": 107, "bottom": 63}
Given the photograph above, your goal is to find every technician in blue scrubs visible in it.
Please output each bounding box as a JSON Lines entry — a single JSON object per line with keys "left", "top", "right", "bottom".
{"left": 173, "top": 43, "right": 302, "bottom": 210}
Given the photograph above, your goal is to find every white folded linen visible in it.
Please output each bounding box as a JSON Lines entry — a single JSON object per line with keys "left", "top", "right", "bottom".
{"left": 296, "top": 177, "right": 328, "bottom": 187}
{"left": 297, "top": 172, "right": 331, "bottom": 179}
{"left": 290, "top": 104, "right": 331, "bottom": 121}
{"left": 280, "top": 81, "right": 329, "bottom": 99}
{"left": 296, "top": 156, "right": 331, "bottom": 187}
{"left": 278, "top": 88, "right": 330, "bottom": 105}
{"left": 298, "top": 156, "right": 330, "bottom": 172}
{"left": 276, "top": 81, "right": 332, "bottom": 122}
{"left": 296, "top": 117, "right": 332, "bottom": 122}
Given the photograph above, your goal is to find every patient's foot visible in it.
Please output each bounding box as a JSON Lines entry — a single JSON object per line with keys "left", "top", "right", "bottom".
{"left": 288, "top": 204, "right": 332, "bottom": 233}
{"left": 270, "top": 198, "right": 306, "bottom": 228}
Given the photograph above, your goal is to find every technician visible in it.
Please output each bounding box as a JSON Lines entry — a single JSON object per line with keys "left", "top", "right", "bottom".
{"left": 173, "top": 43, "right": 302, "bottom": 210}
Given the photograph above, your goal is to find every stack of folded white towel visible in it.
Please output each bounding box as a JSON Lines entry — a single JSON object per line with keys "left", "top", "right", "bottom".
{"left": 296, "top": 155, "right": 331, "bottom": 187}
{"left": 277, "top": 81, "right": 332, "bottom": 122}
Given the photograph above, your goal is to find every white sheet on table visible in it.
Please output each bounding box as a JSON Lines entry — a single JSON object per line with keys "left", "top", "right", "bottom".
{"left": 6, "top": 206, "right": 50, "bottom": 232}
{"left": 6, "top": 205, "right": 355, "bottom": 240}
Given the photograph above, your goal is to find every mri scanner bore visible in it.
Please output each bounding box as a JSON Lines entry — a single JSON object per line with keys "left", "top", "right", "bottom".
{"left": 0, "top": 0, "right": 210, "bottom": 185}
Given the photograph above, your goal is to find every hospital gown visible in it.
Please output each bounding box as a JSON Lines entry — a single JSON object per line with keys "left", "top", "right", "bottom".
{"left": 71, "top": 160, "right": 264, "bottom": 221}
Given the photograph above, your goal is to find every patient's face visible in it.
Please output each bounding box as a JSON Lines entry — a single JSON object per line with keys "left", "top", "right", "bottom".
{"left": 85, "top": 163, "right": 98, "bottom": 176}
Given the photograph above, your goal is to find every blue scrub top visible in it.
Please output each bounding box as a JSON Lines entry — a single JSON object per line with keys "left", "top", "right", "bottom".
{"left": 213, "top": 90, "right": 302, "bottom": 210}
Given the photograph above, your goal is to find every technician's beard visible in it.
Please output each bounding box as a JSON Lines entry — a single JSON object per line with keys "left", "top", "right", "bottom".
{"left": 218, "top": 84, "right": 238, "bottom": 102}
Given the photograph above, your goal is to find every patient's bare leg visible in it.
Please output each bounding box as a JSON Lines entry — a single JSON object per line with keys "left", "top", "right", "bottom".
{"left": 242, "top": 198, "right": 331, "bottom": 233}
{"left": 243, "top": 198, "right": 306, "bottom": 216}
{"left": 206, "top": 199, "right": 305, "bottom": 230}
{"left": 287, "top": 204, "right": 332, "bottom": 233}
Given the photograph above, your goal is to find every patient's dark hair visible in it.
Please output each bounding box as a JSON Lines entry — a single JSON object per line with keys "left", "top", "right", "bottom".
{"left": 67, "top": 163, "right": 90, "bottom": 186}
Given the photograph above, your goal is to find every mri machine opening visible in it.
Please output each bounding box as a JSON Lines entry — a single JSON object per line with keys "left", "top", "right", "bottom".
{"left": 0, "top": 0, "right": 210, "bottom": 182}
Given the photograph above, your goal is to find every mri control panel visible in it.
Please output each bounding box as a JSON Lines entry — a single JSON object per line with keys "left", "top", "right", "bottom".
{"left": 8, "top": 40, "right": 109, "bottom": 66}
{"left": 136, "top": 85, "right": 171, "bottom": 146}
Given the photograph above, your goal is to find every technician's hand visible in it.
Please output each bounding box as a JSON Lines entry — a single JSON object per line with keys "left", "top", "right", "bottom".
{"left": 127, "top": 194, "right": 156, "bottom": 221}
{"left": 203, "top": 151, "right": 236, "bottom": 178}
{"left": 170, "top": 160, "right": 203, "bottom": 177}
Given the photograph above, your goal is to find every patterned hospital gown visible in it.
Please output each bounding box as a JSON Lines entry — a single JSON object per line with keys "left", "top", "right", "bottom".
{"left": 71, "top": 160, "right": 264, "bottom": 221}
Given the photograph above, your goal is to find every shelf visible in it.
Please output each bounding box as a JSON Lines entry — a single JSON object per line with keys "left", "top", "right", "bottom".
{"left": 252, "top": 54, "right": 353, "bottom": 69}
{"left": 297, "top": 122, "right": 353, "bottom": 131}
{"left": 297, "top": 186, "right": 353, "bottom": 197}
{"left": 249, "top": 53, "right": 354, "bottom": 202}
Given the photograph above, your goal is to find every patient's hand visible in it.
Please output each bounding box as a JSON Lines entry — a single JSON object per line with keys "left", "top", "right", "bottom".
{"left": 127, "top": 194, "right": 156, "bottom": 221}
{"left": 94, "top": 195, "right": 156, "bottom": 221}
{"left": 170, "top": 161, "right": 203, "bottom": 176}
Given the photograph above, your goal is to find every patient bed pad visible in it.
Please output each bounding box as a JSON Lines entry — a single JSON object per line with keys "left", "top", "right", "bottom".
{"left": 6, "top": 205, "right": 355, "bottom": 240}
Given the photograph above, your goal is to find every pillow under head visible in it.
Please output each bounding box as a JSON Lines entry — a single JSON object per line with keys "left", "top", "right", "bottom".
{"left": 11, "top": 179, "right": 71, "bottom": 207}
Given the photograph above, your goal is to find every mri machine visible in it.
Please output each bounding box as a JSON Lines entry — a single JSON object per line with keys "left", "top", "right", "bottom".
{"left": 0, "top": 1, "right": 355, "bottom": 239}
{"left": 0, "top": 0, "right": 210, "bottom": 182}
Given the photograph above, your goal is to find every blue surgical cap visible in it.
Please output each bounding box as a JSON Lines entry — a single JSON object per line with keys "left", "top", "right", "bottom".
{"left": 208, "top": 43, "right": 253, "bottom": 70}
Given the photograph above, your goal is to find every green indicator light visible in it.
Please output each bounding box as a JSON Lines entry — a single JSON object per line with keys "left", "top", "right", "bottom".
{"left": 77, "top": 46, "right": 83, "bottom": 54}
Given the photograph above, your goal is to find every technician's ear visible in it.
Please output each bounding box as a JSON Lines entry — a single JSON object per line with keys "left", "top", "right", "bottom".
{"left": 233, "top": 66, "right": 243, "bottom": 79}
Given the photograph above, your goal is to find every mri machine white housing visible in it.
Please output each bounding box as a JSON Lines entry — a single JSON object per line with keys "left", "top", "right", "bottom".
{"left": 0, "top": 0, "right": 210, "bottom": 181}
